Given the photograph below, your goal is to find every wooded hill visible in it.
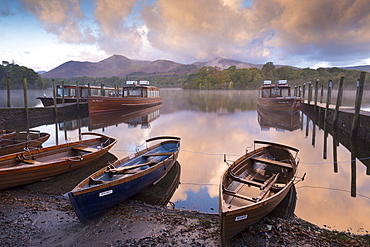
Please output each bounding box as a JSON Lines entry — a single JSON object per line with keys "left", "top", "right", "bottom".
{"left": 0, "top": 62, "right": 46, "bottom": 89}
{"left": 182, "top": 62, "right": 368, "bottom": 90}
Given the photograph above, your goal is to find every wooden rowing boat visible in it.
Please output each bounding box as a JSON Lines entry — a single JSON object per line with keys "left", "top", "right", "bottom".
{"left": 257, "top": 80, "right": 303, "bottom": 115}
{"left": 0, "top": 130, "right": 50, "bottom": 156}
{"left": 0, "top": 133, "right": 117, "bottom": 190}
{"left": 68, "top": 136, "right": 181, "bottom": 224}
{"left": 0, "top": 130, "right": 16, "bottom": 138}
{"left": 219, "top": 140, "right": 299, "bottom": 244}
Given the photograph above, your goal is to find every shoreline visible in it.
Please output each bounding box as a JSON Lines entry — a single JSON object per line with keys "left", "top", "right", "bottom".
{"left": 1, "top": 188, "right": 369, "bottom": 247}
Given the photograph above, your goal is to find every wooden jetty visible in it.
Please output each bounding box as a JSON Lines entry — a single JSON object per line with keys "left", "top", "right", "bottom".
{"left": 300, "top": 72, "right": 370, "bottom": 142}
{"left": 0, "top": 103, "right": 88, "bottom": 130}
{"left": 300, "top": 102, "right": 370, "bottom": 141}
{"left": 0, "top": 78, "right": 89, "bottom": 129}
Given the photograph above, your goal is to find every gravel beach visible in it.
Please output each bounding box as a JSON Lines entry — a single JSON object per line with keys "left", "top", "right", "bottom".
{"left": 1, "top": 187, "right": 369, "bottom": 247}
{"left": 1, "top": 155, "right": 369, "bottom": 246}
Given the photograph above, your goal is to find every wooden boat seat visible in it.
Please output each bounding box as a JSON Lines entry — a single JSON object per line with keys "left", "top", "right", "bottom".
{"left": 16, "top": 154, "right": 41, "bottom": 165}
{"left": 105, "top": 160, "right": 156, "bottom": 175}
{"left": 20, "top": 159, "right": 40, "bottom": 165}
{"left": 72, "top": 146, "right": 100, "bottom": 153}
{"left": 251, "top": 157, "right": 292, "bottom": 169}
{"left": 89, "top": 177, "right": 104, "bottom": 185}
{"left": 228, "top": 170, "right": 281, "bottom": 191}
{"left": 142, "top": 152, "right": 174, "bottom": 158}
{"left": 223, "top": 173, "right": 280, "bottom": 203}
{"left": 222, "top": 185, "right": 256, "bottom": 203}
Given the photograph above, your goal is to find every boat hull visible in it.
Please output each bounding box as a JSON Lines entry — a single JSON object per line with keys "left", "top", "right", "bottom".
{"left": 0, "top": 133, "right": 116, "bottom": 190}
{"left": 220, "top": 180, "right": 293, "bottom": 244}
{"left": 68, "top": 136, "right": 180, "bottom": 224}
{"left": 257, "top": 97, "right": 302, "bottom": 115}
{"left": 88, "top": 96, "right": 162, "bottom": 114}
{"left": 219, "top": 141, "right": 299, "bottom": 244}
{"left": 37, "top": 97, "right": 87, "bottom": 107}
{"left": 0, "top": 130, "right": 50, "bottom": 156}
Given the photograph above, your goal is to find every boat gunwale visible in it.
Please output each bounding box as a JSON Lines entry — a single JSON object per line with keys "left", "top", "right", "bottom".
{"left": 220, "top": 143, "right": 299, "bottom": 215}
{"left": 69, "top": 138, "right": 180, "bottom": 195}
{"left": 0, "top": 132, "right": 116, "bottom": 173}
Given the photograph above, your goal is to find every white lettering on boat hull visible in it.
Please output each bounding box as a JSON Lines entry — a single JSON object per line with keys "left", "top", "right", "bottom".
{"left": 99, "top": 189, "right": 113, "bottom": 197}
{"left": 235, "top": 214, "right": 248, "bottom": 221}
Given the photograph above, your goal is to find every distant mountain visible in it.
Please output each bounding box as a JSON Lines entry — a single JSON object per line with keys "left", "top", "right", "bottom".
{"left": 42, "top": 55, "right": 150, "bottom": 78}
{"left": 41, "top": 54, "right": 295, "bottom": 79}
{"left": 193, "top": 57, "right": 261, "bottom": 69}
{"left": 341, "top": 65, "right": 370, "bottom": 73}
{"left": 124, "top": 59, "right": 182, "bottom": 76}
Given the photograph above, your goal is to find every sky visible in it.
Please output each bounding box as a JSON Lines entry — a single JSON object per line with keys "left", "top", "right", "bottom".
{"left": 1, "top": 0, "right": 370, "bottom": 72}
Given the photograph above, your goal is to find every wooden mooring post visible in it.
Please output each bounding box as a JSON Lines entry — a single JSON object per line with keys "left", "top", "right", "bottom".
{"left": 351, "top": 72, "right": 366, "bottom": 137}
{"left": 7, "top": 77, "right": 10, "bottom": 107}
{"left": 52, "top": 79, "right": 58, "bottom": 116}
{"left": 333, "top": 76, "right": 345, "bottom": 127}
{"left": 76, "top": 81, "right": 80, "bottom": 113}
{"left": 307, "top": 81, "right": 312, "bottom": 105}
{"left": 314, "top": 80, "right": 319, "bottom": 116}
{"left": 22, "top": 77, "right": 29, "bottom": 129}
{"left": 62, "top": 81, "right": 65, "bottom": 104}
{"left": 324, "top": 80, "right": 332, "bottom": 123}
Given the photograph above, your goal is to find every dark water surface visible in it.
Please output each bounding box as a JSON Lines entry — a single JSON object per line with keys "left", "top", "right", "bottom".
{"left": 1, "top": 88, "right": 370, "bottom": 235}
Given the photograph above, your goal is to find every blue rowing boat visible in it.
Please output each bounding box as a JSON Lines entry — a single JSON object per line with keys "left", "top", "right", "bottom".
{"left": 68, "top": 136, "right": 180, "bottom": 224}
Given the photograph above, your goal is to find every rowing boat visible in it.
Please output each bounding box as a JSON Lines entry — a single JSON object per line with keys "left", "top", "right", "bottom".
{"left": 219, "top": 140, "right": 299, "bottom": 244}
{"left": 0, "top": 130, "right": 50, "bottom": 156}
{"left": 68, "top": 136, "right": 180, "bottom": 224}
{"left": 0, "top": 133, "right": 116, "bottom": 190}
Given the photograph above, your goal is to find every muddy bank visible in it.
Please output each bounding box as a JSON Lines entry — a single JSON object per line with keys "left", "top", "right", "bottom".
{"left": 0, "top": 154, "right": 369, "bottom": 246}
{"left": 1, "top": 187, "right": 369, "bottom": 247}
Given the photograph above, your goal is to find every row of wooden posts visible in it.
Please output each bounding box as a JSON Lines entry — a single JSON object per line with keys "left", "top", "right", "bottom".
{"left": 295, "top": 71, "right": 367, "bottom": 137}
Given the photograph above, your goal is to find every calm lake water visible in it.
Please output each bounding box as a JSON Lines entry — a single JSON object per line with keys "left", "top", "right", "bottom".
{"left": 1, "top": 88, "right": 370, "bottom": 234}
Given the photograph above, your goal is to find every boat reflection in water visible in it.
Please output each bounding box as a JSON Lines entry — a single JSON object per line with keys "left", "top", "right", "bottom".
{"left": 131, "top": 161, "right": 181, "bottom": 207}
{"left": 88, "top": 104, "right": 162, "bottom": 131}
{"left": 257, "top": 105, "right": 302, "bottom": 132}
{"left": 57, "top": 104, "right": 162, "bottom": 132}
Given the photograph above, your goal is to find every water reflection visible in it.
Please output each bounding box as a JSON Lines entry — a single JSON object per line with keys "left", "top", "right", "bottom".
{"left": 6, "top": 89, "right": 369, "bottom": 235}
{"left": 131, "top": 162, "right": 181, "bottom": 207}
{"left": 56, "top": 105, "right": 161, "bottom": 132}
{"left": 257, "top": 106, "right": 302, "bottom": 132}
{"left": 88, "top": 104, "right": 161, "bottom": 130}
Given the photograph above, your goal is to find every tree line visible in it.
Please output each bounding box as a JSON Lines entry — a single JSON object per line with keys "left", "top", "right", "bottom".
{"left": 1, "top": 61, "right": 368, "bottom": 90}
{"left": 0, "top": 62, "right": 46, "bottom": 89}
{"left": 182, "top": 62, "right": 367, "bottom": 90}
